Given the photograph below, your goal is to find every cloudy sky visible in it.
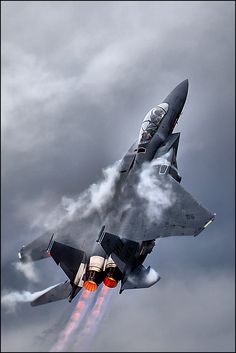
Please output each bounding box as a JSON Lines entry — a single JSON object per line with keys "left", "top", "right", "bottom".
{"left": 1, "top": 1, "right": 235, "bottom": 352}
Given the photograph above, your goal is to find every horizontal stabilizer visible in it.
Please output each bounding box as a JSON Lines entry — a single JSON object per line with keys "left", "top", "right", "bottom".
{"left": 31, "top": 281, "right": 72, "bottom": 306}
{"left": 49, "top": 241, "right": 86, "bottom": 281}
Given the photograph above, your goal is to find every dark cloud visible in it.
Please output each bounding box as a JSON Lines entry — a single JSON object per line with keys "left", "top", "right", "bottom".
{"left": 90, "top": 271, "right": 235, "bottom": 352}
{"left": 1, "top": 1, "right": 234, "bottom": 352}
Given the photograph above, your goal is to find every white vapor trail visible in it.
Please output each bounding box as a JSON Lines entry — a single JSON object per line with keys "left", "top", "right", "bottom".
{"left": 14, "top": 261, "right": 40, "bottom": 283}
{"left": 1, "top": 284, "right": 59, "bottom": 313}
{"left": 42, "top": 160, "right": 120, "bottom": 231}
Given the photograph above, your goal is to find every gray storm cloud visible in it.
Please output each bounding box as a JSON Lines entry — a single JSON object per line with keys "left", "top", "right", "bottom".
{"left": 1, "top": 1, "right": 234, "bottom": 352}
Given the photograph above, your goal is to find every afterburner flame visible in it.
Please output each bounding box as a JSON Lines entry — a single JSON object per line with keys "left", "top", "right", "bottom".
{"left": 103, "top": 276, "right": 118, "bottom": 288}
{"left": 83, "top": 280, "right": 98, "bottom": 291}
{"left": 51, "top": 285, "right": 113, "bottom": 352}
{"left": 50, "top": 289, "right": 91, "bottom": 352}
{"left": 76, "top": 285, "right": 111, "bottom": 340}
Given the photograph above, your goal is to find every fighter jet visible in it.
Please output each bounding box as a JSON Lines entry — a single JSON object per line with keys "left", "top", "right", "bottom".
{"left": 18, "top": 79, "right": 215, "bottom": 306}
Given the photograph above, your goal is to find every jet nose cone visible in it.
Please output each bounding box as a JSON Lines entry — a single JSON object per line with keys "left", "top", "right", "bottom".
{"left": 163, "top": 79, "right": 189, "bottom": 113}
{"left": 178, "top": 78, "right": 188, "bottom": 92}
{"left": 177, "top": 79, "right": 189, "bottom": 99}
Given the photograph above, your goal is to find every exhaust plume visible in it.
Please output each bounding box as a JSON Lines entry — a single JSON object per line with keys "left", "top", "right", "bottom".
{"left": 50, "top": 289, "right": 94, "bottom": 352}
{"left": 73, "top": 285, "right": 113, "bottom": 351}
{"left": 50, "top": 286, "right": 113, "bottom": 352}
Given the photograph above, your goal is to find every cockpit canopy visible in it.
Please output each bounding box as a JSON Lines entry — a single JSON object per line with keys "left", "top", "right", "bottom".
{"left": 138, "top": 103, "right": 169, "bottom": 144}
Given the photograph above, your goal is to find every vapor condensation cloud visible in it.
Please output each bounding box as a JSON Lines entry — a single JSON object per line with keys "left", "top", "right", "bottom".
{"left": 41, "top": 160, "right": 120, "bottom": 232}
{"left": 1, "top": 1, "right": 234, "bottom": 352}
{"left": 14, "top": 261, "right": 40, "bottom": 283}
{"left": 1, "top": 284, "right": 59, "bottom": 313}
{"left": 137, "top": 159, "right": 176, "bottom": 222}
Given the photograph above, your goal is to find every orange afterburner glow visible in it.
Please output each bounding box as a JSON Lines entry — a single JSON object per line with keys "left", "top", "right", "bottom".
{"left": 83, "top": 280, "right": 98, "bottom": 291}
{"left": 50, "top": 289, "right": 91, "bottom": 352}
{"left": 103, "top": 276, "right": 118, "bottom": 288}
